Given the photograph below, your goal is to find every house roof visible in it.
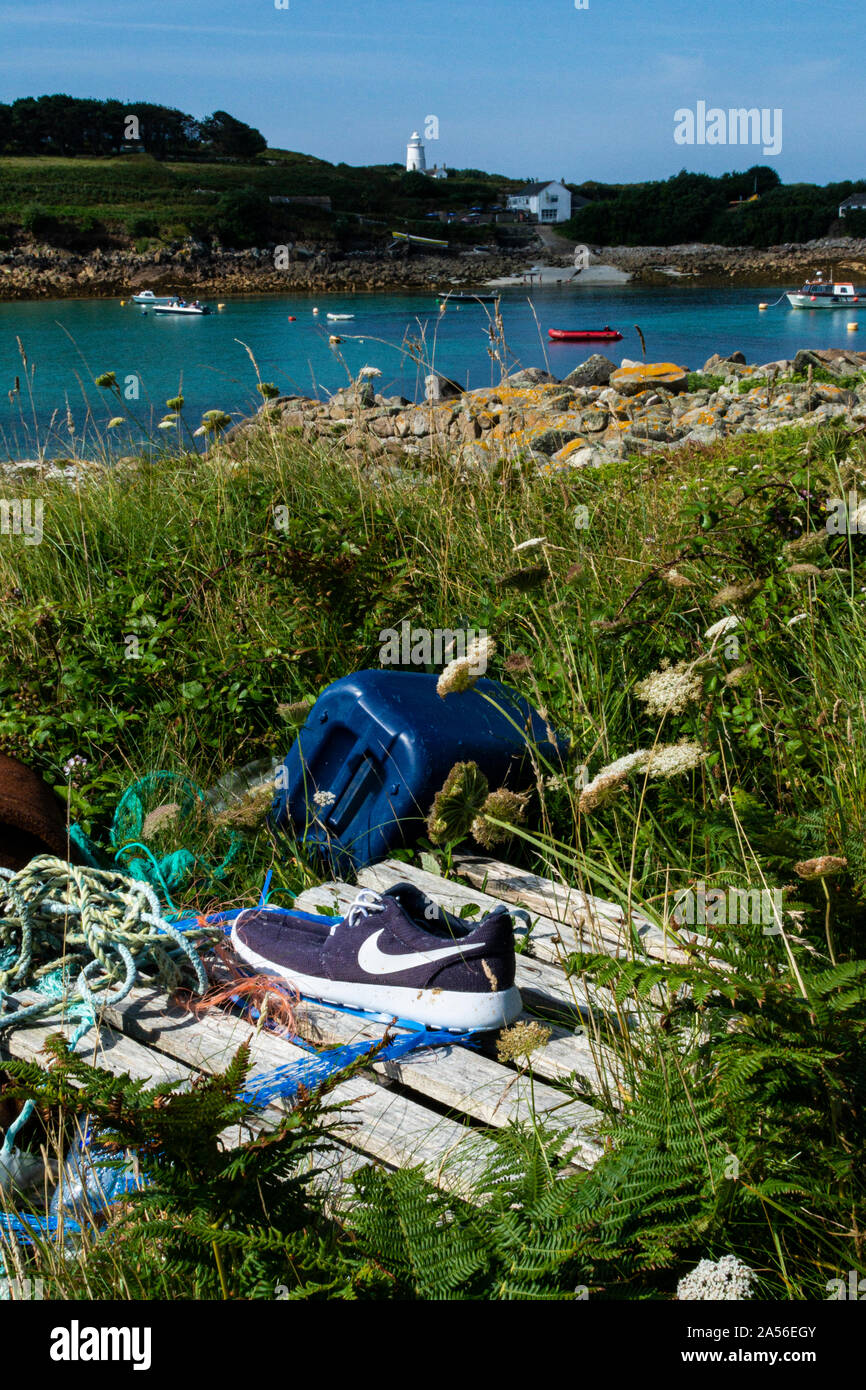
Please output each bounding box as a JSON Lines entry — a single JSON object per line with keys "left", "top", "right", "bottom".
{"left": 840, "top": 192, "right": 866, "bottom": 208}
{"left": 510, "top": 181, "right": 563, "bottom": 197}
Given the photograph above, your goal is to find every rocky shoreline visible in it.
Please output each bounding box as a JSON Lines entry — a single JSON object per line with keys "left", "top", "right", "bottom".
{"left": 0, "top": 240, "right": 534, "bottom": 301}
{"left": 6, "top": 345, "right": 866, "bottom": 484}
{"left": 221, "top": 346, "right": 866, "bottom": 474}
{"left": 3, "top": 235, "right": 866, "bottom": 300}
{"left": 599, "top": 237, "right": 866, "bottom": 286}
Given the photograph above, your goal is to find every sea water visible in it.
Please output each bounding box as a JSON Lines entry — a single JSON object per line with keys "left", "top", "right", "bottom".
{"left": 0, "top": 284, "right": 860, "bottom": 458}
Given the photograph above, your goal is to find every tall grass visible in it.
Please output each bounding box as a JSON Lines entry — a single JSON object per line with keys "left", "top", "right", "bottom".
{"left": 1, "top": 413, "right": 865, "bottom": 1297}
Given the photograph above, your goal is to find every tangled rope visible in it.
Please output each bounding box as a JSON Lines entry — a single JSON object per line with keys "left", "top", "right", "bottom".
{"left": 110, "top": 772, "right": 240, "bottom": 907}
{"left": 0, "top": 856, "right": 210, "bottom": 1039}
{"left": 69, "top": 773, "right": 243, "bottom": 913}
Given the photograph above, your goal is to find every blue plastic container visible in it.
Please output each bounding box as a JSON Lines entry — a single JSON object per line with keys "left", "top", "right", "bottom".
{"left": 272, "top": 670, "right": 564, "bottom": 872}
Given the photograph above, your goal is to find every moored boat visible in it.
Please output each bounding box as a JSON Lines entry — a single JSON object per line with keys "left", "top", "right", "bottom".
{"left": 152, "top": 298, "right": 212, "bottom": 316}
{"left": 130, "top": 290, "right": 174, "bottom": 305}
{"left": 391, "top": 230, "right": 449, "bottom": 248}
{"left": 786, "top": 274, "right": 862, "bottom": 308}
{"left": 548, "top": 327, "right": 623, "bottom": 342}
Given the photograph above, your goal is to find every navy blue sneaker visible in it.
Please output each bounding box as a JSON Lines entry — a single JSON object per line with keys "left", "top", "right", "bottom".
{"left": 230, "top": 882, "right": 522, "bottom": 1030}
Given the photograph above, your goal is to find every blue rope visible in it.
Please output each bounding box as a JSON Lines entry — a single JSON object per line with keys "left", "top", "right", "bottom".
{"left": 242, "top": 1025, "right": 473, "bottom": 1107}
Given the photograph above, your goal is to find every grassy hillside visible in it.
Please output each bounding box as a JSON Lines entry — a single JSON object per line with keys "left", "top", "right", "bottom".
{"left": 0, "top": 151, "right": 520, "bottom": 250}
{"left": 1, "top": 411, "right": 865, "bottom": 1298}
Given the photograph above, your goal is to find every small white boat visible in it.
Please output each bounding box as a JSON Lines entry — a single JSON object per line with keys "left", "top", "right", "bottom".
{"left": 131, "top": 290, "right": 174, "bottom": 305}
{"left": 326, "top": 313, "right": 354, "bottom": 321}
{"left": 786, "top": 274, "right": 862, "bottom": 308}
{"left": 152, "top": 299, "right": 212, "bottom": 316}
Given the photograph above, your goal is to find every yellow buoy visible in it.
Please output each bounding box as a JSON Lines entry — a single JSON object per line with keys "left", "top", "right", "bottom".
{"left": 120, "top": 300, "right": 126, "bottom": 306}
{"left": 217, "top": 303, "right": 225, "bottom": 310}
{"left": 848, "top": 321, "right": 858, "bottom": 332}
{"left": 758, "top": 302, "right": 768, "bottom": 310}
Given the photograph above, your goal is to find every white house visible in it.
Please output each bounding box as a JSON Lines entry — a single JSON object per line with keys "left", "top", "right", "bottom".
{"left": 839, "top": 191, "right": 866, "bottom": 218}
{"left": 506, "top": 181, "right": 572, "bottom": 224}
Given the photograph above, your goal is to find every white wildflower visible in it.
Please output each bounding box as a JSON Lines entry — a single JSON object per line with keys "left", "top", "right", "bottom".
{"left": 579, "top": 742, "right": 704, "bottom": 814}
{"left": 633, "top": 659, "right": 704, "bottom": 718}
{"left": 437, "top": 636, "right": 497, "bottom": 698}
{"left": 358, "top": 366, "right": 382, "bottom": 379}
{"left": 578, "top": 749, "right": 651, "bottom": 813}
{"left": 645, "top": 740, "right": 705, "bottom": 779}
{"left": 677, "top": 1254, "right": 755, "bottom": 1301}
{"left": 312, "top": 789, "right": 336, "bottom": 808}
{"left": 704, "top": 615, "right": 740, "bottom": 643}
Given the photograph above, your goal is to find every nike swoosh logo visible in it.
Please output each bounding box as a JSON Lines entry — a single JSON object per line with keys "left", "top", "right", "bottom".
{"left": 356, "top": 929, "right": 485, "bottom": 976}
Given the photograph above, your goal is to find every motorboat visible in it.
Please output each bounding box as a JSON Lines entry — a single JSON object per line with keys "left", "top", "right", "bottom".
{"left": 548, "top": 327, "right": 623, "bottom": 342}
{"left": 786, "top": 274, "right": 862, "bottom": 308}
{"left": 130, "top": 290, "right": 174, "bottom": 305}
{"left": 152, "top": 299, "right": 212, "bottom": 316}
{"left": 326, "top": 313, "right": 354, "bottom": 320}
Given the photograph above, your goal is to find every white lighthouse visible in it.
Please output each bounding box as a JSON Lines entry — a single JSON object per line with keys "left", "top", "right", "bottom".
{"left": 406, "top": 131, "right": 426, "bottom": 173}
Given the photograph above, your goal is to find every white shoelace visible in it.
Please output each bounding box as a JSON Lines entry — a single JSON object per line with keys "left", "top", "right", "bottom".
{"left": 334, "top": 889, "right": 387, "bottom": 935}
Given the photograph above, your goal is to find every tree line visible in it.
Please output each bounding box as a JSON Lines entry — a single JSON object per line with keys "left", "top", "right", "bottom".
{"left": 0, "top": 95, "right": 267, "bottom": 160}
{"left": 565, "top": 168, "right": 866, "bottom": 248}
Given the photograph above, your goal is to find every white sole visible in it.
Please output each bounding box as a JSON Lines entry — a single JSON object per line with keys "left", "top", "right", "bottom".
{"left": 230, "top": 926, "right": 523, "bottom": 1032}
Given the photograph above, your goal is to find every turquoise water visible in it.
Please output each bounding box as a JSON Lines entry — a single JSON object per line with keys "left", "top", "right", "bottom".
{"left": 1, "top": 284, "right": 862, "bottom": 458}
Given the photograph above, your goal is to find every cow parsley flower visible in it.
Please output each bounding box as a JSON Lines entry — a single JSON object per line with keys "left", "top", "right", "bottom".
{"left": 794, "top": 855, "right": 847, "bottom": 880}
{"left": 436, "top": 636, "right": 497, "bottom": 697}
{"left": 633, "top": 659, "right": 704, "bottom": 717}
{"left": 313, "top": 789, "right": 336, "bottom": 808}
{"left": 578, "top": 742, "right": 704, "bottom": 813}
{"left": 645, "top": 740, "right": 704, "bottom": 779}
{"left": 710, "top": 579, "right": 763, "bottom": 609}
{"left": 704, "top": 615, "right": 740, "bottom": 643}
{"left": 677, "top": 1254, "right": 755, "bottom": 1301}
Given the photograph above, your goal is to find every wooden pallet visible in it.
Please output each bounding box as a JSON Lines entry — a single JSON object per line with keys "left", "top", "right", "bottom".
{"left": 1, "top": 855, "right": 691, "bottom": 1196}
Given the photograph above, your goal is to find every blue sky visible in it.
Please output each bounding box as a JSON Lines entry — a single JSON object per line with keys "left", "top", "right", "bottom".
{"left": 1, "top": 0, "right": 863, "bottom": 183}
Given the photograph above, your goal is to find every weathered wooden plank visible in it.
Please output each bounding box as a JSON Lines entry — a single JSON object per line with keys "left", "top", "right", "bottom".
{"left": 275, "top": 994, "right": 603, "bottom": 1167}
{"left": 0, "top": 991, "right": 378, "bottom": 1199}
{"left": 95, "top": 985, "right": 494, "bottom": 1195}
{"left": 453, "top": 854, "right": 693, "bottom": 964}
{"left": 0, "top": 995, "right": 190, "bottom": 1087}
{"left": 293, "top": 882, "right": 623, "bottom": 1095}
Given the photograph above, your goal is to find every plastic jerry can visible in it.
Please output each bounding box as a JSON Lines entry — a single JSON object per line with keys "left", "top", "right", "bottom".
{"left": 272, "top": 669, "right": 564, "bottom": 873}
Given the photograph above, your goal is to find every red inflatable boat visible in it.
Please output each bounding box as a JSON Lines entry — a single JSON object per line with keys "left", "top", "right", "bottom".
{"left": 548, "top": 327, "right": 623, "bottom": 342}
